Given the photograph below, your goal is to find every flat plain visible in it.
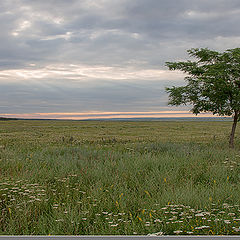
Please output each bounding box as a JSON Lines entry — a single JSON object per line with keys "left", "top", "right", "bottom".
{"left": 0, "top": 120, "right": 239, "bottom": 235}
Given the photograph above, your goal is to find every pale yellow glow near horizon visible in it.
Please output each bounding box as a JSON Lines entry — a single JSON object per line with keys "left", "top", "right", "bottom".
{"left": 1, "top": 111, "right": 219, "bottom": 120}
{"left": 33, "top": 111, "right": 195, "bottom": 116}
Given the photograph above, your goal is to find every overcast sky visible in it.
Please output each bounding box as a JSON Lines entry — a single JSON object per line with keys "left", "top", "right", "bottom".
{"left": 1, "top": 0, "right": 240, "bottom": 119}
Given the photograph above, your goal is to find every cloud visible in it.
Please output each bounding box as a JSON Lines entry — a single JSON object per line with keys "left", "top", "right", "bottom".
{"left": 0, "top": 0, "right": 240, "bottom": 117}
{"left": 0, "top": 63, "right": 185, "bottom": 114}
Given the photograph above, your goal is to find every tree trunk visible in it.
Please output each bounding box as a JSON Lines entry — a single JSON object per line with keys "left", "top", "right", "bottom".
{"left": 229, "top": 111, "right": 238, "bottom": 148}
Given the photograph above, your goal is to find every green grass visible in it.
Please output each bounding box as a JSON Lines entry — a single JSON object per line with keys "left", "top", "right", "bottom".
{"left": 0, "top": 120, "right": 239, "bottom": 235}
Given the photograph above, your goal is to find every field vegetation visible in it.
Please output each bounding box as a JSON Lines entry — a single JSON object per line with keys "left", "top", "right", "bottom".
{"left": 0, "top": 120, "right": 239, "bottom": 235}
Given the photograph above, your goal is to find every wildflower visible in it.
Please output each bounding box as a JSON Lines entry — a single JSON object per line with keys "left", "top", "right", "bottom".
{"left": 154, "top": 219, "right": 162, "bottom": 223}
{"left": 173, "top": 230, "right": 183, "bottom": 234}
{"left": 148, "top": 231, "right": 163, "bottom": 236}
{"left": 55, "top": 219, "right": 64, "bottom": 222}
{"left": 110, "top": 224, "right": 118, "bottom": 227}
{"left": 232, "top": 227, "right": 240, "bottom": 232}
{"left": 201, "top": 226, "right": 210, "bottom": 229}
{"left": 195, "top": 213, "right": 204, "bottom": 217}
{"left": 203, "top": 212, "right": 210, "bottom": 215}
{"left": 224, "top": 220, "right": 231, "bottom": 224}
{"left": 137, "top": 216, "right": 142, "bottom": 221}
{"left": 144, "top": 190, "right": 151, "bottom": 197}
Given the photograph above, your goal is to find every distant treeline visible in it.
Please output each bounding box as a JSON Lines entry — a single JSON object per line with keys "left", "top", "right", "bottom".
{"left": 0, "top": 117, "right": 18, "bottom": 121}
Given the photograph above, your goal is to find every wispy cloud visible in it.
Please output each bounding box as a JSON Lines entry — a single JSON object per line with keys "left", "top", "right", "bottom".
{"left": 0, "top": 64, "right": 184, "bottom": 82}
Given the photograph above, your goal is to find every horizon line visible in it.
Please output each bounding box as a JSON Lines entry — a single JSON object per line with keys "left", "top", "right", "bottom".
{"left": 0, "top": 111, "right": 229, "bottom": 120}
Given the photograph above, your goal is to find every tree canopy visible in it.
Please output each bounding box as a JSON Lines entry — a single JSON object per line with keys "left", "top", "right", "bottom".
{"left": 165, "top": 47, "right": 240, "bottom": 148}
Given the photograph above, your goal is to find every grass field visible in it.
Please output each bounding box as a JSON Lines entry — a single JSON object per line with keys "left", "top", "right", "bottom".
{"left": 0, "top": 120, "right": 239, "bottom": 235}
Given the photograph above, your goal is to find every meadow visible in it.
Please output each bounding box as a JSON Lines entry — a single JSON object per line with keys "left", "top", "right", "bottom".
{"left": 0, "top": 119, "right": 239, "bottom": 235}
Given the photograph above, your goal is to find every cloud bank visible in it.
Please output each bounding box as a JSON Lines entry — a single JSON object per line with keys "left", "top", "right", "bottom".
{"left": 0, "top": 0, "right": 240, "bottom": 118}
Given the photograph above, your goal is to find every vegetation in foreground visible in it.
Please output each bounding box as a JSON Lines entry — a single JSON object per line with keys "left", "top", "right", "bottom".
{"left": 0, "top": 120, "right": 239, "bottom": 235}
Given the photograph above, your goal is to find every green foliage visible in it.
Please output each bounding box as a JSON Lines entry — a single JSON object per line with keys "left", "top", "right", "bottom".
{"left": 166, "top": 48, "right": 240, "bottom": 116}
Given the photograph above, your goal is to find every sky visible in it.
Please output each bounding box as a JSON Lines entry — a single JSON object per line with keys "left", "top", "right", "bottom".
{"left": 1, "top": 0, "right": 240, "bottom": 119}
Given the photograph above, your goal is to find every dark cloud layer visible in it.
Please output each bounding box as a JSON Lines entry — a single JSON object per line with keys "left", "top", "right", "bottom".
{"left": 0, "top": 78, "right": 171, "bottom": 113}
{"left": 0, "top": 0, "right": 240, "bottom": 116}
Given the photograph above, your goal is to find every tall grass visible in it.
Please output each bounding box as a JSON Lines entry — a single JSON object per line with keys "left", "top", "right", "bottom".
{"left": 0, "top": 120, "right": 239, "bottom": 235}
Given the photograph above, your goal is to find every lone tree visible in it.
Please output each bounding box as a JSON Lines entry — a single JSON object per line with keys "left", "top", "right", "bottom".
{"left": 165, "top": 48, "right": 240, "bottom": 148}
